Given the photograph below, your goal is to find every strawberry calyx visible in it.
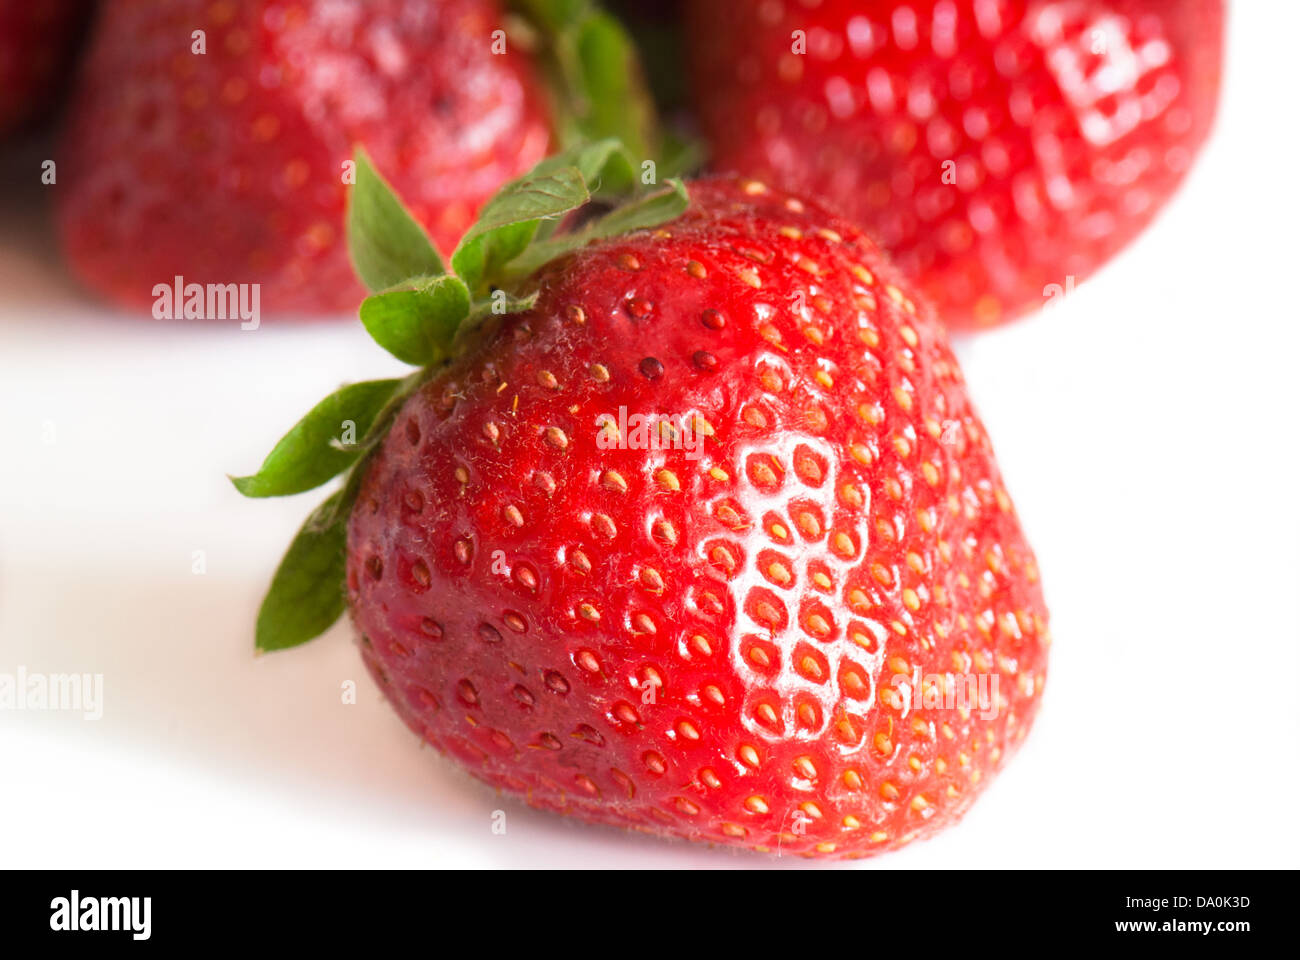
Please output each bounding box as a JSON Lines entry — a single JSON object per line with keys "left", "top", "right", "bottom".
{"left": 233, "top": 140, "right": 689, "bottom": 653}
{"left": 507, "top": 0, "right": 657, "bottom": 165}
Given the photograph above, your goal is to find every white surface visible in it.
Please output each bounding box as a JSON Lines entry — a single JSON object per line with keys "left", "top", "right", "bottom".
{"left": 2, "top": 3, "right": 1297, "bottom": 869}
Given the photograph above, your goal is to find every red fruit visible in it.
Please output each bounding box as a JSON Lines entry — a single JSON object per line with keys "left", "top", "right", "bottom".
{"left": 345, "top": 176, "right": 1049, "bottom": 857}
{"left": 0, "top": 0, "right": 88, "bottom": 136}
{"left": 55, "top": 0, "right": 549, "bottom": 316}
{"left": 687, "top": 0, "right": 1223, "bottom": 328}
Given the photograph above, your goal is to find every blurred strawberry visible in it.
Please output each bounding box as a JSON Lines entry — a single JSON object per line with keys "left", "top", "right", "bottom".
{"left": 0, "top": 0, "right": 90, "bottom": 136}
{"left": 687, "top": 0, "right": 1224, "bottom": 328}
{"left": 55, "top": 0, "right": 551, "bottom": 317}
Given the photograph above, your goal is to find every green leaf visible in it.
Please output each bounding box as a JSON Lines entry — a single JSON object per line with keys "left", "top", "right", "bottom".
{"left": 449, "top": 139, "right": 637, "bottom": 295}
{"left": 347, "top": 148, "right": 444, "bottom": 292}
{"left": 505, "top": 179, "right": 689, "bottom": 281}
{"left": 659, "top": 130, "right": 706, "bottom": 181}
{"left": 359, "top": 275, "right": 471, "bottom": 366}
{"left": 513, "top": 1, "right": 659, "bottom": 166}
{"left": 551, "top": 137, "right": 631, "bottom": 185}
{"left": 455, "top": 289, "right": 540, "bottom": 352}
{"left": 451, "top": 165, "right": 587, "bottom": 294}
{"left": 255, "top": 492, "right": 348, "bottom": 652}
{"left": 573, "top": 12, "right": 656, "bottom": 165}
{"left": 513, "top": 0, "right": 585, "bottom": 31}
{"left": 231, "top": 379, "right": 403, "bottom": 498}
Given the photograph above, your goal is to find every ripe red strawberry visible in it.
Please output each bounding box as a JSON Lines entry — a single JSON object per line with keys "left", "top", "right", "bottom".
{"left": 686, "top": 0, "right": 1223, "bottom": 328}
{"left": 55, "top": 0, "right": 550, "bottom": 316}
{"left": 239, "top": 146, "right": 1049, "bottom": 857}
{"left": 0, "top": 0, "right": 89, "bottom": 137}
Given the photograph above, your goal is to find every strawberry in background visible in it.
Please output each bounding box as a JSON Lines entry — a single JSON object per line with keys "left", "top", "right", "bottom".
{"left": 54, "top": 0, "right": 551, "bottom": 317}
{"left": 687, "top": 0, "right": 1224, "bottom": 329}
{"left": 0, "top": 0, "right": 91, "bottom": 137}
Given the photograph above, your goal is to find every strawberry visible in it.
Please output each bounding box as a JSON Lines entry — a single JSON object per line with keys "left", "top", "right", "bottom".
{"left": 54, "top": 0, "right": 551, "bottom": 317}
{"left": 686, "top": 0, "right": 1223, "bottom": 328}
{"left": 236, "top": 141, "right": 1049, "bottom": 858}
{"left": 0, "top": 0, "right": 89, "bottom": 137}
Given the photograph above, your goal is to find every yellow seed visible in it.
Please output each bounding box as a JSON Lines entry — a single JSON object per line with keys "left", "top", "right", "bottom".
{"left": 655, "top": 469, "right": 681, "bottom": 492}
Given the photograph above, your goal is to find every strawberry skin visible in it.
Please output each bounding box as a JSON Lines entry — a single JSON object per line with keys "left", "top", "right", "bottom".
{"left": 346, "top": 176, "right": 1049, "bottom": 857}
{"left": 687, "top": 0, "right": 1223, "bottom": 328}
{"left": 55, "top": 0, "right": 549, "bottom": 316}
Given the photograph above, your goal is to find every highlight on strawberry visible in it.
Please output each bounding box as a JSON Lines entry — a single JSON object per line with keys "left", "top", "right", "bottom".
{"left": 234, "top": 138, "right": 1050, "bottom": 859}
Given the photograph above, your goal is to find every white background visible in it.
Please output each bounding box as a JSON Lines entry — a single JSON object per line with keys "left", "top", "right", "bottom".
{"left": 2, "top": 2, "right": 1297, "bottom": 869}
